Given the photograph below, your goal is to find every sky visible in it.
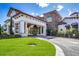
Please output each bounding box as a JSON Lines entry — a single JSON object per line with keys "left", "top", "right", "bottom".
{"left": 0, "top": 3, "right": 79, "bottom": 25}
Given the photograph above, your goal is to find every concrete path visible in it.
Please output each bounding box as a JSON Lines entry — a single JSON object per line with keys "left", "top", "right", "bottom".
{"left": 48, "top": 37, "right": 79, "bottom": 56}
{"left": 37, "top": 37, "right": 65, "bottom": 56}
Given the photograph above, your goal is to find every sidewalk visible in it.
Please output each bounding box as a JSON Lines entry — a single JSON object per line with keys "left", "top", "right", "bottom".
{"left": 36, "top": 37, "right": 65, "bottom": 56}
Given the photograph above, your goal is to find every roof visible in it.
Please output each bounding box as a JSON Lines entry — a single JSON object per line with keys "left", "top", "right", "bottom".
{"left": 7, "top": 7, "right": 20, "bottom": 17}
{"left": 44, "top": 10, "right": 57, "bottom": 14}
{"left": 44, "top": 10, "right": 62, "bottom": 18}
{"left": 70, "top": 12, "right": 79, "bottom": 16}
{"left": 4, "top": 19, "right": 10, "bottom": 23}
{"left": 58, "top": 21, "right": 67, "bottom": 25}
{"left": 7, "top": 7, "right": 46, "bottom": 22}
{"left": 36, "top": 16, "right": 46, "bottom": 22}
{"left": 63, "top": 17, "right": 79, "bottom": 20}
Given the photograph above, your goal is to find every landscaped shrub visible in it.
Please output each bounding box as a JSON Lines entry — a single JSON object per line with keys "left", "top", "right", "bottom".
{"left": 0, "top": 24, "right": 4, "bottom": 35}
{"left": 47, "top": 29, "right": 58, "bottom": 36}
{"left": 14, "top": 34, "right": 22, "bottom": 38}
{"left": 57, "top": 32, "right": 65, "bottom": 37}
{"left": 2, "top": 32, "right": 8, "bottom": 35}
{"left": 71, "top": 31, "right": 79, "bottom": 38}
{"left": 0, "top": 34, "right": 21, "bottom": 39}
{"left": 52, "top": 29, "right": 58, "bottom": 36}
{"left": 46, "top": 29, "right": 51, "bottom": 36}
{"left": 0, "top": 34, "right": 9, "bottom": 39}
{"left": 57, "top": 27, "right": 79, "bottom": 38}
{"left": 69, "top": 28, "right": 79, "bottom": 38}
{"left": 46, "top": 29, "right": 51, "bottom": 35}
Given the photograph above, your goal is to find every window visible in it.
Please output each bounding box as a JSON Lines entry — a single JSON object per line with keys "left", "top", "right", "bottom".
{"left": 15, "top": 23, "right": 19, "bottom": 33}
{"left": 4, "top": 25, "right": 7, "bottom": 31}
{"left": 21, "top": 15, "right": 23, "bottom": 16}
{"left": 47, "top": 16, "right": 52, "bottom": 22}
{"left": 60, "top": 29, "right": 63, "bottom": 31}
{"left": 65, "top": 24, "right": 70, "bottom": 29}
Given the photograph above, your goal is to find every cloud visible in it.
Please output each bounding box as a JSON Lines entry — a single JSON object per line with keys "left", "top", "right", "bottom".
{"left": 68, "top": 9, "right": 79, "bottom": 16}
{"left": 68, "top": 9, "right": 72, "bottom": 16}
{"left": 31, "top": 12, "right": 35, "bottom": 15}
{"left": 40, "top": 14, "right": 44, "bottom": 17}
{"left": 57, "top": 5, "right": 63, "bottom": 11}
{"left": 31, "top": 12, "right": 38, "bottom": 16}
{"left": 36, "top": 3, "right": 49, "bottom": 8}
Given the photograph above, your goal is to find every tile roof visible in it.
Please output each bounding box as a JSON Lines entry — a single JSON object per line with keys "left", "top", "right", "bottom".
{"left": 70, "top": 12, "right": 79, "bottom": 16}
{"left": 7, "top": 7, "right": 46, "bottom": 22}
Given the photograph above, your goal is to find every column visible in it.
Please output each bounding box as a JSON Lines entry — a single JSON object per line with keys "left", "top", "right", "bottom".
{"left": 25, "top": 22, "right": 28, "bottom": 36}
{"left": 7, "top": 24, "right": 9, "bottom": 34}
{"left": 37, "top": 26, "right": 39, "bottom": 35}
{"left": 43, "top": 25, "right": 46, "bottom": 36}
{"left": 20, "top": 21, "right": 24, "bottom": 34}
{"left": 20, "top": 21, "right": 28, "bottom": 36}
{"left": 40, "top": 26, "right": 42, "bottom": 35}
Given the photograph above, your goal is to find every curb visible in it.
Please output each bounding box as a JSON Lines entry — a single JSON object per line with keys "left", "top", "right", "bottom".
{"left": 53, "top": 43, "right": 65, "bottom": 56}
{"left": 36, "top": 37, "right": 65, "bottom": 56}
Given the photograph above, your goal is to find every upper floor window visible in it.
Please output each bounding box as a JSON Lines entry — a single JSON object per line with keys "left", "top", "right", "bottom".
{"left": 47, "top": 16, "right": 52, "bottom": 22}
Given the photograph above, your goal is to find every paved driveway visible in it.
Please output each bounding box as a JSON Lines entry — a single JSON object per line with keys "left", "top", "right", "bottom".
{"left": 48, "top": 37, "right": 79, "bottom": 56}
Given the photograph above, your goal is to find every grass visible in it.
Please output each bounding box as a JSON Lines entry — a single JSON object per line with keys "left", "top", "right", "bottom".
{"left": 0, "top": 37, "right": 56, "bottom": 56}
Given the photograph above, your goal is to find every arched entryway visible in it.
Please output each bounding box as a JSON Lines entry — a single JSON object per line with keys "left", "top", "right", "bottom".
{"left": 27, "top": 23, "right": 44, "bottom": 36}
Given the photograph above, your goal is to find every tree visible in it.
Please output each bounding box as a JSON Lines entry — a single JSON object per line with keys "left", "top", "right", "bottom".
{"left": 47, "top": 29, "right": 57, "bottom": 36}
{"left": 65, "top": 25, "right": 71, "bottom": 37}
{"left": 46, "top": 29, "right": 51, "bottom": 36}
{"left": 71, "top": 23, "right": 78, "bottom": 38}
{"left": 9, "top": 17, "right": 14, "bottom": 35}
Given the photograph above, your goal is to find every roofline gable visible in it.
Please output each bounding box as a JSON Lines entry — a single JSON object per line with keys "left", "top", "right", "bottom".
{"left": 7, "top": 7, "right": 46, "bottom": 22}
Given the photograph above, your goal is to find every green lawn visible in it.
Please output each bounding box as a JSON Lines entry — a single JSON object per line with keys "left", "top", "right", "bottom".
{"left": 0, "top": 37, "right": 56, "bottom": 56}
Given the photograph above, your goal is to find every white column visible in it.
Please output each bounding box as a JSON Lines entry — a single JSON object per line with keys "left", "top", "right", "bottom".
{"left": 40, "top": 26, "right": 42, "bottom": 35}
{"left": 25, "top": 22, "right": 28, "bottom": 36}
{"left": 7, "top": 24, "right": 9, "bottom": 34}
{"left": 19, "top": 21, "right": 28, "bottom": 36}
{"left": 20, "top": 21, "right": 24, "bottom": 34}
{"left": 43, "top": 25, "right": 46, "bottom": 36}
{"left": 37, "top": 27, "right": 39, "bottom": 35}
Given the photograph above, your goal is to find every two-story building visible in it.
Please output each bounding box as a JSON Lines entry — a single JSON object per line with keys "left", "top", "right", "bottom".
{"left": 3, "top": 7, "right": 46, "bottom": 36}
{"left": 58, "top": 12, "right": 79, "bottom": 34}
{"left": 3, "top": 7, "right": 62, "bottom": 36}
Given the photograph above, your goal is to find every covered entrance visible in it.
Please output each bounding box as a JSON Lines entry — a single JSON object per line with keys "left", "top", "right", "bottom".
{"left": 27, "top": 23, "right": 44, "bottom": 36}
{"left": 19, "top": 21, "right": 46, "bottom": 36}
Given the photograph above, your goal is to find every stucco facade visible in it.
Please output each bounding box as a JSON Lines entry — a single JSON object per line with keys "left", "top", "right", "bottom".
{"left": 4, "top": 8, "right": 46, "bottom": 36}
{"left": 3, "top": 7, "right": 62, "bottom": 36}
{"left": 58, "top": 12, "right": 79, "bottom": 33}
